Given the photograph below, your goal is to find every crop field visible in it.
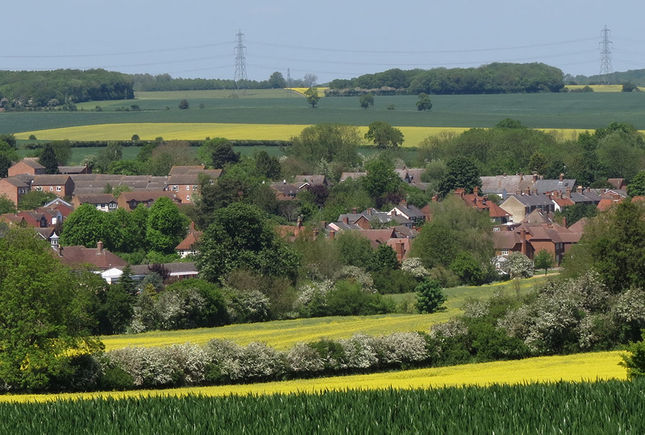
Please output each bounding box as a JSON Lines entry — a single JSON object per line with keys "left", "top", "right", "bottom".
{"left": 0, "top": 351, "right": 627, "bottom": 404}
{"left": 101, "top": 275, "right": 551, "bottom": 351}
{"left": 565, "top": 84, "right": 645, "bottom": 92}
{"left": 286, "top": 87, "right": 329, "bottom": 96}
{"left": 3, "top": 91, "right": 645, "bottom": 137}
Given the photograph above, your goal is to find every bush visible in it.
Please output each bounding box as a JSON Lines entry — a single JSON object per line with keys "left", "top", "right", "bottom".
{"left": 372, "top": 269, "right": 419, "bottom": 294}
{"left": 621, "top": 332, "right": 645, "bottom": 380}
{"left": 416, "top": 279, "right": 446, "bottom": 313}
{"left": 326, "top": 280, "right": 394, "bottom": 316}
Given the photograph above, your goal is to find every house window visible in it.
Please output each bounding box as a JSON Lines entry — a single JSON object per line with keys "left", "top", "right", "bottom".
{"left": 186, "top": 185, "right": 190, "bottom": 190}
{"left": 49, "top": 186, "right": 54, "bottom": 191}
{"left": 109, "top": 203, "right": 117, "bottom": 209}
{"left": 193, "top": 185, "right": 198, "bottom": 190}
{"left": 186, "top": 195, "right": 190, "bottom": 201}
{"left": 56, "top": 186, "right": 62, "bottom": 192}
{"left": 35, "top": 186, "right": 42, "bottom": 191}
{"left": 172, "top": 185, "right": 178, "bottom": 191}
{"left": 501, "top": 249, "right": 509, "bottom": 256}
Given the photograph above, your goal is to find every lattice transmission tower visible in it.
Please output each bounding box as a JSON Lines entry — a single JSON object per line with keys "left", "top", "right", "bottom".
{"left": 599, "top": 25, "right": 613, "bottom": 84}
{"left": 234, "top": 30, "right": 248, "bottom": 88}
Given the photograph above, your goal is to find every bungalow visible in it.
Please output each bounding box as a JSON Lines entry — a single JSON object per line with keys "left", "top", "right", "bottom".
{"left": 100, "top": 262, "right": 199, "bottom": 284}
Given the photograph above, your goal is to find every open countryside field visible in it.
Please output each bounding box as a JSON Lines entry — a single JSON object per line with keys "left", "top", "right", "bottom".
{"left": 101, "top": 275, "right": 551, "bottom": 351}
{"left": 0, "top": 351, "right": 626, "bottom": 403}
{"left": 565, "top": 84, "right": 645, "bottom": 92}
{"left": 4, "top": 90, "right": 645, "bottom": 136}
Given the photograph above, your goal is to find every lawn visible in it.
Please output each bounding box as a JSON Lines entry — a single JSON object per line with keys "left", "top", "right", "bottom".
{"left": 101, "top": 275, "right": 553, "bottom": 352}
{"left": 3, "top": 91, "right": 645, "bottom": 137}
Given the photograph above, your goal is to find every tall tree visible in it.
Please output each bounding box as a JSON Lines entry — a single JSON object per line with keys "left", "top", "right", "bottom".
{"left": 0, "top": 228, "right": 101, "bottom": 391}
{"left": 363, "top": 155, "right": 402, "bottom": 206}
{"left": 146, "top": 197, "right": 189, "bottom": 254}
{"left": 211, "top": 142, "right": 240, "bottom": 168}
{"left": 359, "top": 93, "right": 374, "bottom": 109}
{"left": 304, "top": 87, "right": 320, "bottom": 108}
{"left": 416, "top": 93, "right": 432, "bottom": 111}
{"left": 197, "top": 202, "right": 299, "bottom": 283}
{"left": 268, "top": 72, "right": 287, "bottom": 88}
{"left": 39, "top": 144, "right": 59, "bottom": 174}
{"left": 60, "top": 204, "right": 107, "bottom": 248}
{"left": 438, "top": 156, "right": 482, "bottom": 197}
{"left": 365, "top": 121, "right": 404, "bottom": 148}
{"left": 628, "top": 170, "right": 645, "bottom": 197}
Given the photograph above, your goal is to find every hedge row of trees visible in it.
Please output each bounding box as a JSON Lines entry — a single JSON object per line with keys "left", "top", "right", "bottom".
{"left": 0, "top": 69, "right": 133, "bottom": 109}
{"left": 328, "top": 63, "right": 565, "bottom": 94}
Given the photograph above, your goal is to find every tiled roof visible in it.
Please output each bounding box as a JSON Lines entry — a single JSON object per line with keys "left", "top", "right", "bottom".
{"left": 58, "top": 165, "right": 87, "bottom": 174}
{"left": 294, "top": 175, "right": 326, "bottom": 186}
{"left": 481, "top": 175, "right": 535, "bottom": 195}
{"left": 339, "top": 172, "right": 367, "bottom": 182}
{"left": 493, "top": 231, "right": 521, "bottom": 250}
{"left": 508, "top": 193, "right": 553, "bottom": 207}
{"left": 119, "top": 191, "right": 178, "bottom": 202}
{"left": 534, "top": 179, "right": 576, "bottom": 194}
{"left": 75, "top": 194, "right": 116, "bottom": 204}
{"left": 33, "top": 174, "right": 70, "bottom": 185}
{"left": 169, "top": 165, "right": 205, "bottom": 175}
{"left": 351, "top": 228, "right": 396, "bottom": 248}
{"left": 1, "top": 176, "right": 30, "bottom": 188}
{"left": 175, "top": 231, "right": 202, "bottom": 251}
{"left": 20, "top": 158, "right": 45, "bottom": 170}
{"left": 58, "top": 245, "right": 127, "bottom": 270}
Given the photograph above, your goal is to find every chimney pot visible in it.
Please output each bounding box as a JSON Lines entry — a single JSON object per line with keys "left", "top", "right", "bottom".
{"left": 97, "top": 240, "right": 103, "bottom": 254}
{"left": 329, "top": 230, "right": 336, "bottom": 240}
{"left": 559, "top": 173, "right": 564, "bottom": 182}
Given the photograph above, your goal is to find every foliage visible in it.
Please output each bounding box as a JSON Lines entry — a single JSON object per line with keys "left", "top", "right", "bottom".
{"left": 565, "top": 201, "right": 645, "bottom": 293}
{"left": 554, "top": 203, "right": 597, "bottom": 226}
{"left": 359, "top": 93, "right": 374, "bottom": 109}
{"left": 96, "top": 142, "right": 123, "bottom": 173}
{"left": 416, "top": 92, "right": 432, "bottom": 111}
{"left": 60, "top": 204, "right": 107, "bottom": 248}
{"left": 17, "top": 191, "right": 57, "bottom": 211}
{"left": 210, "top": 142, "right": 240, "bottom": 168}
{"left": 620, "top": 332, "right": 645, "bottom": 379}
{"left": 268, "top": 72, "right": 286, "bottom": 89}
{"left": 628, "top": 170, "right": 645, "bottom": 196}
{"left": 178, "top": 99, "right": 189, "bottom": 109}
{"left": 335, "top": 232, "right": 374, "bottom": 269}
{"left": 288, "top": 123, "right": 360, "bottom": 166}
{"left": 410, "top": 196, "right": 493, "bottom": 270}
{"left": 0, "top": 228, "right": 102, "bottom": 391}
{"left": 196, "top": 137, "right": 229, "bottom": 166}
{"left": 197, "top": 202, "right": 300, "bottom": 283}
{"left": 38, "top": 144, "right": 59, "bottom": 174}
{"left": 438, "top": 156, "right": 481, "bottom": 197}
{"left": 0, "top": 195, "right": 16, "bottom": 214}
{"left": 363, "top": 155, "right": 402, "bottom": 206}
{"left": 304, "top": 87, "right": 320, "bottom": 108}
{"left": 254, "top": 151, "right": 281, "bottom": 179}
{"left": 416, "top": 279, "right": 446, "bottom": 313}
{"left": 365, "top": 121, "right": 404, "bottom": 148}
{"left": 449, "top": 252, "right": 485, "bottom": 285}
{"left": 505, "top": 252, "right": 534, "bottom": 278}
{"left": 146, "top": 197, "right": 189, "bottom": 254}
{"left": 534, "top": 250, "right": 554, "bottom": 275}
{"left": 369, "top": 244, "right": 399, "bottom": 272}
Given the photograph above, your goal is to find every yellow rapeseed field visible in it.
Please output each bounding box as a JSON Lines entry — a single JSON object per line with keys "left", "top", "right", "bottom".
{"left": 565, "top": 84, "right": 645, "bottom": 92}
{"left": 101, "top": 313, "right": 454, "bottom": 351}
{"left": 14, "top": 123, "right": 592, "bottom": 146}
{"left": 0, "top": 351, "right": 626, "bottom": 403}
{"left": 287, "top": 87, "right": 329, "bottom": 96}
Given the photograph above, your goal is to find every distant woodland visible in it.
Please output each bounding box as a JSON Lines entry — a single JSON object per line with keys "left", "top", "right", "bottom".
{"left": 0, "top": 69, "right": 133, "bottom": 109}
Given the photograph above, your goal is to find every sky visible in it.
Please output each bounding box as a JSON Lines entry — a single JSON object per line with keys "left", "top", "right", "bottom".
{"left": 3, "top": 0, "right": 644, "bottom": 83}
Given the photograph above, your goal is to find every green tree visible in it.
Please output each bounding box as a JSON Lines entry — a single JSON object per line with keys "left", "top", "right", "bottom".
{"left": 0, "top": 228, "right": 101, "bottom": 391}
{"left": 363, "top": 155, "right": 402, "bottom": 206}
{"left": 178, "top": 99, "right": 189, "bottom": 109}
{"left": 211, "top": 142, "right": 240, "bottom": 168}
{"left": 416, "top": 92, "right": 432, "bottom": 111}
{"left": 622, "top": 82, "right": 638, "bottom": 92}
{"left": 268, "top": 72, "right": 287, "bottom": 88}
{"left": 51, "top": 141, "right": 72, "bottom": 166}
{"left": 370, "top": 243, "right": 399, "bottom": 272}
{"left": 255, "top": 151, "right": 281, "bottom": 179}
{"left": 197, "top": 202, "right": 300, "bottom": 283}
{"left": 438, "top": 156, "right": 482, "bottom": 197}
{"left": 304, "top": 87, "right": 320, "bottom": 108}
{"left": 359, "top": 93, "right": 374, "bottom": 109}
{"left": 96, "top": 142, "right": 123, "bottom": 173}
{"left": 0, "top": 153, "right": 12, "bottom": 178}
{"left": 627, "top": 170, "right": 645, "bottom": 197}
{"left": 336, "top": 232, "right": 374, "bottom": 269}
{"left": 620, "top": 332, "right": 645, "bottom": 380}
{"left": 534, "top": 249, "right": 554, "bottom": 275}
{"left": 365, "top": 121, "right": 404, "bottom": 148}
{"left": 415, "top": 279, "right": 446, "bottom": 313}
{"left": 449, "top": 251, "right": 484, "bottom": 285}
{"left": 18, "top": 191, "right": 57, "bottom": 211}
{"left": 0, "top": 195, "right": 15, "bottom": 214}
{"left": 528, "top": 152, "right": 548, "bottom": 174}
{"left": 39, "top": 144, "right": 59, "bottom": 174}
{"left": 197, "top": 137, "right": 230, "bottom": 166}
{"left": 288, "top": 123, "right": 360, "bottom": 166}
{"left": 60, "top": 204, "right": 107, "bottom": 248}
{"left": 146, "top": 197, "right": 189, "bottom": 254}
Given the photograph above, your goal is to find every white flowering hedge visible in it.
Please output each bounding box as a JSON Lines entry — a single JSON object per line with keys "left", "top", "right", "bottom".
{"left": 97, "top": 331, "right": 432, "bottom": 389}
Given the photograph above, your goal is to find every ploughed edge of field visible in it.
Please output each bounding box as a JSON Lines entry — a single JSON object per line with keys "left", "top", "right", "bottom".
{"left": 14, "top": 123, "right": 602, "bottom": 146}
{"left": 0, "top": 350, "right": 626, "bottom": 403}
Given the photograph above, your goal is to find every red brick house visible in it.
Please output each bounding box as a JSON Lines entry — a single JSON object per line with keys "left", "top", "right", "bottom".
{"left": 8, "top": 158, "right": 45, "bottom": 177}
{"left": 165, "top": 166, "right": 222, "bottom": 204}
{"left": 32, "top": 175, "right": 74, "bottom": 198}
{"left": 0, "top": 176, "right": 30, "bottom": 205}
{"left": 57, "top": 241, "right": 127, "bottom": 270}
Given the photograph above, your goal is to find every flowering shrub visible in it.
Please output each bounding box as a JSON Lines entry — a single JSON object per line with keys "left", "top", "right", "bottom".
{"left": 401, "top": 258, "right": 430, "bottom": 279}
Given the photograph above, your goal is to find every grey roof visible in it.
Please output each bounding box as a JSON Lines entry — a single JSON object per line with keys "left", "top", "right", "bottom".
{"left": 70, "top": 174, "right": 168, "bottom": 194}
{"left": 391, "top": 204, "right": 425, "bottom": 219}
{"left": 481, "top": 175, "right": 535, "bottom": 195}
{"left": 534, "top": 179, "right": 576, "bottom": 195}
{"left": 2, "top": 176, "right": 30, "bottom": 188}
{"left": 570, "top": 191, "right": 601, "bottom": 204}
{"left": 33, "top": 174, "right": 71, "bottom": 185}
{"left": 508, "top": 193, "right": 553, "bottom": 207}
{"left": 58, "top": 165, "right": 87, "bottom": 174}
{"left": 75, "top": 194, "right": 117, "bottom": 204}
{"left": 294, "top": 175, "right": 327, "bottom": 186}
{"left": 339, "top": 172, "right": 367, "bottom": 182}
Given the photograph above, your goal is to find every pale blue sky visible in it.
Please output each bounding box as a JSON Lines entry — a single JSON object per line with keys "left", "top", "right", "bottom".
{"left": 3, "top": 1, "right": 643, "bottom": 82}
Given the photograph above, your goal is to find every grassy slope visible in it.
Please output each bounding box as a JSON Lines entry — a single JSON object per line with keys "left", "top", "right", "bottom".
{"left": 0, "top": 350, "right": 625, "bottom": 403}
{"left": 3, "top": 91, "right": 645, "bottom": 136}
{"left": 100, "top": 275, "right": 552, "bottom": 351}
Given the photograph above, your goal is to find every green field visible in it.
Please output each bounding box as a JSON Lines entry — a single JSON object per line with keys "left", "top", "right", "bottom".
{"left": 0, "top": 381, "right": 641, "bottom": 433}
{"left": 3, "top": 90, "right": 645, "bottom": 137}
{"left": 101, "top": 275, "right": 551, "bottom": 351}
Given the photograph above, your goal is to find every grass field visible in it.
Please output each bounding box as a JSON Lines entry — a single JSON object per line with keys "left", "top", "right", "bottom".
{"left": 4, "top": 91, "right": 645, "bottom": 136}
{"left": 0, "top": 351, "right": 626, "bottom": 403}
{"left": 101, "top": 275, "right": 552, "bottom": 352}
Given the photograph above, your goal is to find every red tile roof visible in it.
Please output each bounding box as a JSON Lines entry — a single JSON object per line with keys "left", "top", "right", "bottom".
{"left": 58, "top": 245, "right": 127, "bottom": 270}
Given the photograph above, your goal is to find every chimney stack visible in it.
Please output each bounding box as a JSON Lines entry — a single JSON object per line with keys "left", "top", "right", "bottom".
{"left": 577, "top": 185, "right": 583, "bottom": 194}
{"left": 97, "top": 240, "right": 103, "bottom": 254}
{"left": 342, "top": 216, "right": 349, "bottom": 225}
{"left": 520, "top": 228, "right": 527, "bottom": 255}
{"left": 329, "top": 230, "right": 336, "bottom": 240}
{"left": 352, "top": 207, "right": 358, "bottom": 215}
{"left": 473, "top": 186, "right": 479, "bottom": 196}
{"left": 559, "top": 173, "right": 564, "bottom": 182}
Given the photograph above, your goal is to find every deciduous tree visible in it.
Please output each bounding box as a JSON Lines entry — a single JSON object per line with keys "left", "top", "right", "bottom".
{"left": 365, "top": 121, "right": 404, "bottom": 148}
